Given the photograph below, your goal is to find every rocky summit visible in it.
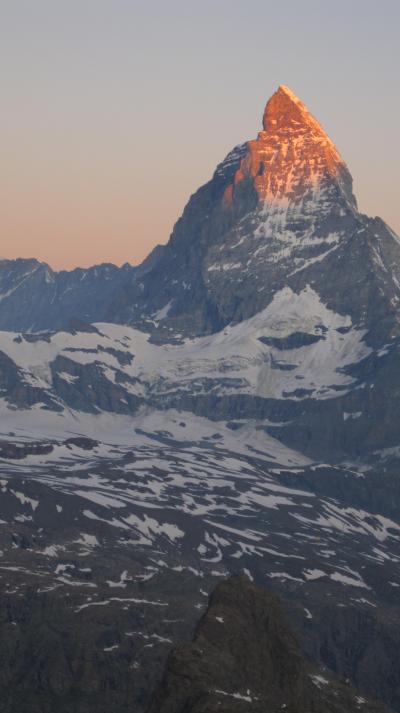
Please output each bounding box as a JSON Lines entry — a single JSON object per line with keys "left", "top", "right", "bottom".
{"left": 147, "top": 575, "right": 393, "bottom": 713}
{"left": 1, "top": 86, "right": 400, "bottom": 712}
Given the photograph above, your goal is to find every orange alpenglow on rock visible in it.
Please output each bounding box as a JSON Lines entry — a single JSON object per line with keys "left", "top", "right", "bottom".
{"left": 223, "top": 85, "right": 353, "bottom": 208}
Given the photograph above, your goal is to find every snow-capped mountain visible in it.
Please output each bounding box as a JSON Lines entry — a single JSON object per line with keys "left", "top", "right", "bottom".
{"left": 1, "top": 86, "right": 400, "bottom": 712}
{"left": 2, "top": 88, "right": 400, "bottom": 461}
{"left": 109, "top": 85, "right": 400, "bottom": 348}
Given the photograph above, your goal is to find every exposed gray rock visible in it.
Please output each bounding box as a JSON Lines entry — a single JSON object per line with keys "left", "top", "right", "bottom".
{"left": 147, "top": 576, "right": 392, "bottom": 713}
{"left": 0, "top": 244, "right": 165, "bottom": 333}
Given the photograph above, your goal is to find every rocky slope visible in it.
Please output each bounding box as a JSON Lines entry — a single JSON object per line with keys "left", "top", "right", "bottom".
{"left": 0, "top": 245, "right": 164, "bottom": 332}
{"left": 0, "top": 285, "right": 398, "bottom": 462}
{"left": 1, "top": 410, "right": 400, "bottom": 710}
{"left": 147, "top": 575, "right": 392, "bottom": 713}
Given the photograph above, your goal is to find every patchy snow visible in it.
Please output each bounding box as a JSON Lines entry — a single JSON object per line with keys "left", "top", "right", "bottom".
{"left": 58, "top": 372, "right": 79, "bottom": 384}
{"left": 330, "top": 571, "right": 369, "bottom": 589}
{"left": 41, "top": 544, "right": 65, "bottom": 557}
{"left": 75, "top": 533, "right": 99, "bottom": 548}
{"left": 310, "top": 674, "right": 329, "bottom": 688}
{"left": 153, "top": 300, "right": 173, "bottom": 321}
{"left": 10, "top": 491, "right": 39, "bottom": 510}
{"left": 303, "top": 568, "right": 326, "bottom": 581}
{"left": 343, "top": 411, "right": 362, "bottom": 421}
{"left": 214, "top": 689, "right": 257, "bottom": 702}
{"left": 75, "top": 597, "right": 168, "bottom": 613}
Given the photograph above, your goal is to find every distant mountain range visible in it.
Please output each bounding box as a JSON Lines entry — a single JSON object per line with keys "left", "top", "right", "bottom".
{"left": 0, "top": 244, "right": 165, "bottom": 332}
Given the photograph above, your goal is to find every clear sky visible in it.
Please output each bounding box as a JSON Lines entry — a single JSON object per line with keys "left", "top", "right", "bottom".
{"left": 1, "top": 0, "right": 399, "bottom": 270}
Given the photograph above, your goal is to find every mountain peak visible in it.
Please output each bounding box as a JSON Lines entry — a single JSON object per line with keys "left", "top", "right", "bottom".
{"left": 278, "top": 83, "right": 300, "bottom": 97}
{"left": 220, "top": 85, "right": 353, "bottom": 207}
{"left": 276, "top": 83, "right": 305, "bottom": 108}
{"left": 262, "top": 85, "right": 329, "bottom": 137}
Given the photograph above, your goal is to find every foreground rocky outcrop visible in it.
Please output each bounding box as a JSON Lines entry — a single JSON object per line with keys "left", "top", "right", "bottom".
{"left": 147, "top": 576, "right": 392, "bottom": 713}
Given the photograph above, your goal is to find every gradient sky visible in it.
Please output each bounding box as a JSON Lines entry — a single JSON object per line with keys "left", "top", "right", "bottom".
{"left": 1, "top": 0, "right": 399, "bottom": 270}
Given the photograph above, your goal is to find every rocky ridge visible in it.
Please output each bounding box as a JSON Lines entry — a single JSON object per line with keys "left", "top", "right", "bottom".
{"left": 0, "top": 244, "right": 164, "bottom": 332}
{"left": 147, "top": 575, "right": 392, "bottom": 713}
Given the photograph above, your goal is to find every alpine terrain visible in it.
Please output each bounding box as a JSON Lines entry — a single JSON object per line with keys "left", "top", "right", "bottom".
{"left": 1, "top": 85, "right": 400, "bottom": 712}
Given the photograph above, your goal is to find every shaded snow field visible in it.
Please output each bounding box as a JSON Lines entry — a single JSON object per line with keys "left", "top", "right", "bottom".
{"left": 0, "top": 285, "right": 371, "bottom": 406}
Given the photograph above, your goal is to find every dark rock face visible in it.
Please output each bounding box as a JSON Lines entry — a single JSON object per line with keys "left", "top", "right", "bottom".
{"left": 0, "top": 440, "right": 54, "bottom": 459}
{"left": 0, "top": 259, "right": 134, "bottom": 332}
{"left": 50, "top": 355, "right": 143, "bottom": 414}
{"left": 147, "top": 576, "right": 392, "bottom": 713}
{"left": 0, "top": 245, "right": 165, "bottom": 333}
{"left": 0, "top": 436, "right": 97, "bottom": 459}
{"left": 300, "top": 601, "right": 400, "bottom": 713}
{"left": 0, "top": 570, "right": 203, "bottom": 713}
{"left": 0, "top": 349, "right": 60, "bottom": 411}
